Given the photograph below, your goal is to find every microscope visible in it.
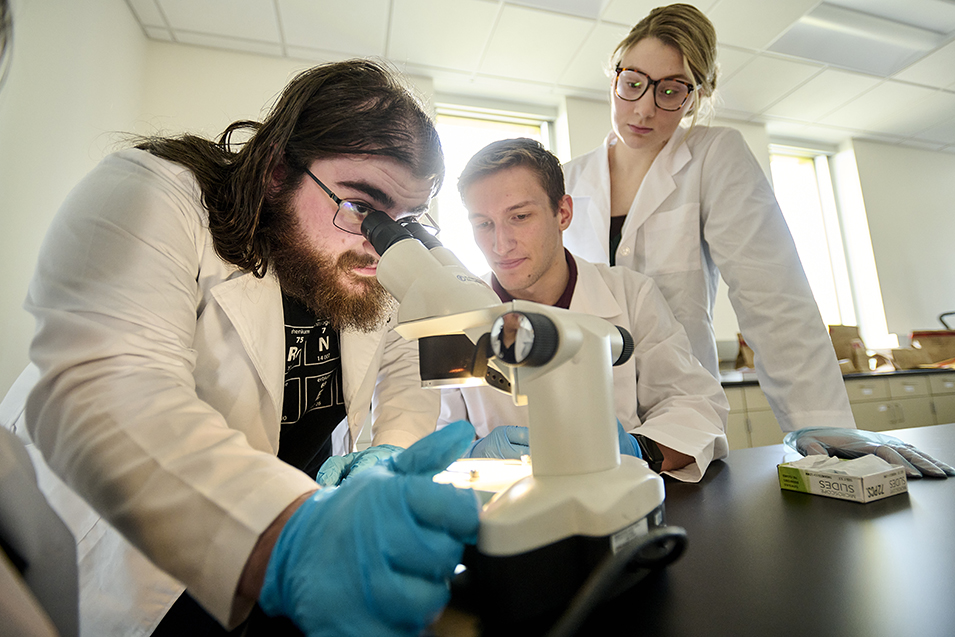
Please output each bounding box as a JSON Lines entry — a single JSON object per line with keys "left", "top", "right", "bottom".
{"left": 362, "top": 212, "right": 685, "bottom": 633}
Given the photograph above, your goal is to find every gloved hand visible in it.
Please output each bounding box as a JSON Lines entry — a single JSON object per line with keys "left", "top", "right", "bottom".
{"left": 315, "top": 444, "right": 403, "bottom": 487}
{"left": 259, "top": 420, "right": 480, "bottom": 637}
{"left": 465, "top": 425, "right": 529, "bottom": 459}
{"left": 784, "top": 427, "right": 955, "bottom": 479}
{"left": 617, "top": 421, "right": 643, "bottom": 458}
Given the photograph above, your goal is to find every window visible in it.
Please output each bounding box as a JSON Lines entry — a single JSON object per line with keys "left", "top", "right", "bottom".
{"left": 770, "top": 146, "right": 896, "bottom": 349}
{"left": 433, "top": 104, "right": 553, "bottom": 275}
{"left": 770, "top": 150, "right": 855, "bottom": 327}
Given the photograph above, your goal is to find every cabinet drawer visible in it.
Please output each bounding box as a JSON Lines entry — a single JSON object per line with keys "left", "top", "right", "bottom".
{"left": 724, "top": 387, "right": 746, "bottom": 413}
{"left": 934, "top": 395, "right": 955, "bottom": 424}
{"left": 743, "top": 385, "right": 771, "bottom": 411}
{"left": 851, "top": 397, "right": 936, "bottom": 432}
{"left": 845, "top": 378, "right": 890, "bottom": 402}
{"left": 888, "top": 376, "right": 930, "bottom": 399}
{"left": 726, "top": 413, "right": 750, "bottom": 450}
{"left": 929, "top": 373, "right": 955, "bottom": 395}
{"left": 748, "top": 410, "right": 784, "bottom": 447}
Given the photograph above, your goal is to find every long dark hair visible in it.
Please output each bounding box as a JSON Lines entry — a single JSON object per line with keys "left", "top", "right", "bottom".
{"left": 137, "top": 59, "right": 445, "bottom": 277}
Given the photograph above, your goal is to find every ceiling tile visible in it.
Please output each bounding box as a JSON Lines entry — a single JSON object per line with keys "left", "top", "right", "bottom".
{"left": 144, "top": 26, "right": 174, "bottom": 41}
{"left": 763, "top": 69, "right": 880, "bottom": 122}
{"left": 716, "top": 46, "right": 757, "bottom": 83}
{"left": 819, "top": 80, "right": 939, "bottom": 132}
{"left": 763, "top": 120, "right": 851, "bottom": 145}
{"left": 718, "top": 55, "right": 821, "bottom": 114}
{"left": 480, "top": 5, "right": 593, "bottom": 83}
{"left": 389, "top": 0, "right": 499, "bottom": 72}
{"left": 157, "top": 0, "right": 280, "bottom": 42}
{"left": 558, "top": 22, "right": 632, "bottom": 90}
{"left": 911, "top": 113, "right": 955, "bottom": 145}
{"left": 882, "top": 90, "right": 955, "bottom": 138}
{"left": 174, "top": 31, "right": 285, "bottom": 57}
{"left": 599, "top": 0, "right": 679, "bottom": 26}
{"left": 894, "top": 40, "right": 955, "bottom": 89}
{"left": 127, "top": 0, "right": 165, "bottom": 27}
{"left": 707, "top": 0, "right": 818, "bottom": 50}
{"left": 285, "top": 46, "right": 340, "bottom": 64}
{"left": 278, "top": 0, "right": 389, "bottom": 57}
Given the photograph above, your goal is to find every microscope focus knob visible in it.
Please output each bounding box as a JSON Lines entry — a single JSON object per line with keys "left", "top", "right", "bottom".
{"left": 490, "top": 311, "right": 559, "bottom": 367}
{"left": 614, "top": 325, "right": 635, "bottom": 366}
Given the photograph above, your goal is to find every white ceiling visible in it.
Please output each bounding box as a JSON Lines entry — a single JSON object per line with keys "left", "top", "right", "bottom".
{"left": 126, "top": 0, "right": 955, "bottom": 153}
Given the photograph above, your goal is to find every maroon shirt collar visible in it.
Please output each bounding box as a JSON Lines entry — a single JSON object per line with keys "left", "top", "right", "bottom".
{"left": 490, "top": 249, "right": 578, "bottom": 309}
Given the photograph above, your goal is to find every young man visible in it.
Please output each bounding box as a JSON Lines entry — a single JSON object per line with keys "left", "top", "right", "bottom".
{"left": 1, "top": 60, "right": 478, "bottom": 636}
{"left": 439, "top": 138, "right": 729, "bottom": 482}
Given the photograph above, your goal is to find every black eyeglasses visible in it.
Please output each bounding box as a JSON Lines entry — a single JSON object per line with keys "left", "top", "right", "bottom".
{"left": 303, "top": 168, "right": 438, "bottom": 236}
{"left": 614, "top": 67, "right": 696, "bottom": 112}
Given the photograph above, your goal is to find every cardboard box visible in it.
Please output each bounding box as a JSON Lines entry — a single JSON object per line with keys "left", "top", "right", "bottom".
{"left": 777, "top": 455, "right": 907, "bottom": 503}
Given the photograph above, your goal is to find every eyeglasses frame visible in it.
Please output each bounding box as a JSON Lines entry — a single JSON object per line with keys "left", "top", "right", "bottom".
{"left": 613, "top": 66, "right": 697, "bottom": 112}
{"left": 302, "top": 167, "right": 438, "bottom": 236}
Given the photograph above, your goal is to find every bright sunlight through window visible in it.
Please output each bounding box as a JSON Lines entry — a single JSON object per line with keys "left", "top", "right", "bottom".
{"left": 434, "top": 107, "right": 551, "bottom": 275}
{"left": 770, "top": 152, "right": 855, "bottom": 328}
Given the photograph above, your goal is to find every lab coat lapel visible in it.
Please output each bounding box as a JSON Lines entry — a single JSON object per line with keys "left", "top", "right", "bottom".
{"left": 570, "top": 258, "right": 623, "bottom": 321}
{"left": 210, "top": 273, "right": 285, "bottom": 430}
{"left": 340, "top": 327, "right": 383, "bottom": 429}
{"left": 622, "top": 127, "right": 692, "bottom": 239}
{"left": 569, "top": 136, "right": 614, "bottom": 263}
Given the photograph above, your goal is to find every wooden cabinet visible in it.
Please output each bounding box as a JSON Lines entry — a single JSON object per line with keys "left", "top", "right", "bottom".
{"left": 723, "top": 370, "right": 955, "bottom": 449}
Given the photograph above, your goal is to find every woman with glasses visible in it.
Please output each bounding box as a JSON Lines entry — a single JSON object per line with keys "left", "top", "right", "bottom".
{"left": 563, "top": 3, "right": 856, "bottom": 436}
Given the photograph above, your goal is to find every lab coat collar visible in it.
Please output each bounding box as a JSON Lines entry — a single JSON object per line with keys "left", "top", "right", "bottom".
{"left": 620, "top": 126, "right": 693, "bottom": 239}
{"left": 569, "top": 256, "right": 624, "bottom": 320}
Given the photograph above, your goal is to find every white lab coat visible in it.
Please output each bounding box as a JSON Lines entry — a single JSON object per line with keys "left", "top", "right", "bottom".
{"left": 563, "top": 127, "right": 854, "bottom": 432}
{"left": 439, "top": 256, "right": 729, "bottom": 483}
{"left": 3, "top": 149, "right": 438, "bottom": 634}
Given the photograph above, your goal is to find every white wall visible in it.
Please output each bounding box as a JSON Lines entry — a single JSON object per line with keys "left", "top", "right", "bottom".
{"left": 0, "top": 0, "right": 147, "bottom": 395}
{"left": 852, "top": 139, "right": 955, "bottom": 340}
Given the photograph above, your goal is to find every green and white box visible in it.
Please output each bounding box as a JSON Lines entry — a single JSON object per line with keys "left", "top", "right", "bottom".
{"left": 777, "top": 455, "right": 907, "bottom": 503}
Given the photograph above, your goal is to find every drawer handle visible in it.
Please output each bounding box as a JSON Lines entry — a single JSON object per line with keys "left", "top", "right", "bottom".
{"left": 862, "top": 388, "right": 873, "bottom": 396}
{"left": 904, "top": 385, "right": 915, "bottom": 393}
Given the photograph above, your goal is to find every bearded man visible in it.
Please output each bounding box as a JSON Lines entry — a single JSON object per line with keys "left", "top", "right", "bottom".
{"left": 2, "top": 60, "right": 480, "bottom": 637}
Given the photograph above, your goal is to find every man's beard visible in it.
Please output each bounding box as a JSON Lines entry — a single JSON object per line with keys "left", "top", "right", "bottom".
{"left": 268, "top": 202, "right": 397, "bottom": 332}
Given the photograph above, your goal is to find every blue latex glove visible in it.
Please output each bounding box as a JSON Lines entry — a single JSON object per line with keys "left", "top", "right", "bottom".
{"left": 784, "top": 426, "right": 955, "bottom": 479}
{"left": 315, "top": 444, "right": 403, "bottom": 487}
{"left": 260, "top": 420, "right": 480, "bottom": 636}
{"left": 465, "top": 425, "right": 529, "bottom": 459}
{"left": 617, "top": 421, "right": 643, "bottom": 458}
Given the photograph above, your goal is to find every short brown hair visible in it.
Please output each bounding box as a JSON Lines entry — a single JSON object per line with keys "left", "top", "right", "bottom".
{"left": 457, "top": 138, "right": 564, "bottom": 212}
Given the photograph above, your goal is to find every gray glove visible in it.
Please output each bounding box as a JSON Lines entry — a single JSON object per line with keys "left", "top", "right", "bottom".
{"left": 784, "top": 427, "right": 955, "bottom": 479}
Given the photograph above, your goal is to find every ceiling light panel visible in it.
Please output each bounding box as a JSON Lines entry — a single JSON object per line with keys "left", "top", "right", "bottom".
{"left": 708, "top": 0, "right": 818, "bottom": 50}
{"left": 389, "top": 0, "right": 499, "bottom": 72}
{"left": 279, "top": 0, "right": 389, "bottom": 57}
{"left": 768, "top": 3, "right": 947, "bottom": 76}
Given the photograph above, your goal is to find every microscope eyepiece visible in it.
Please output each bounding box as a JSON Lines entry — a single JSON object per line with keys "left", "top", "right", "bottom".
{"left": 361, "top": 210, "right": 414, "bottom": 256}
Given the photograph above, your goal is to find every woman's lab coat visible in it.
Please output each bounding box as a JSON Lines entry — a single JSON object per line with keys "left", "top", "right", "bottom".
{"left": 439, "top": 256, "right": 729, "bottom": 483}
{"left": 563, "top": 127, "right": 854, "bottom": 432}
{"left": 4, "top": 149, "right": 437, "bottom": 634}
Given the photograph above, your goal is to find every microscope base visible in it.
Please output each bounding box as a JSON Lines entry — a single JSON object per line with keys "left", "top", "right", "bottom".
{"left": 460, "top": 503, "right": 668, "bottom": 631}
